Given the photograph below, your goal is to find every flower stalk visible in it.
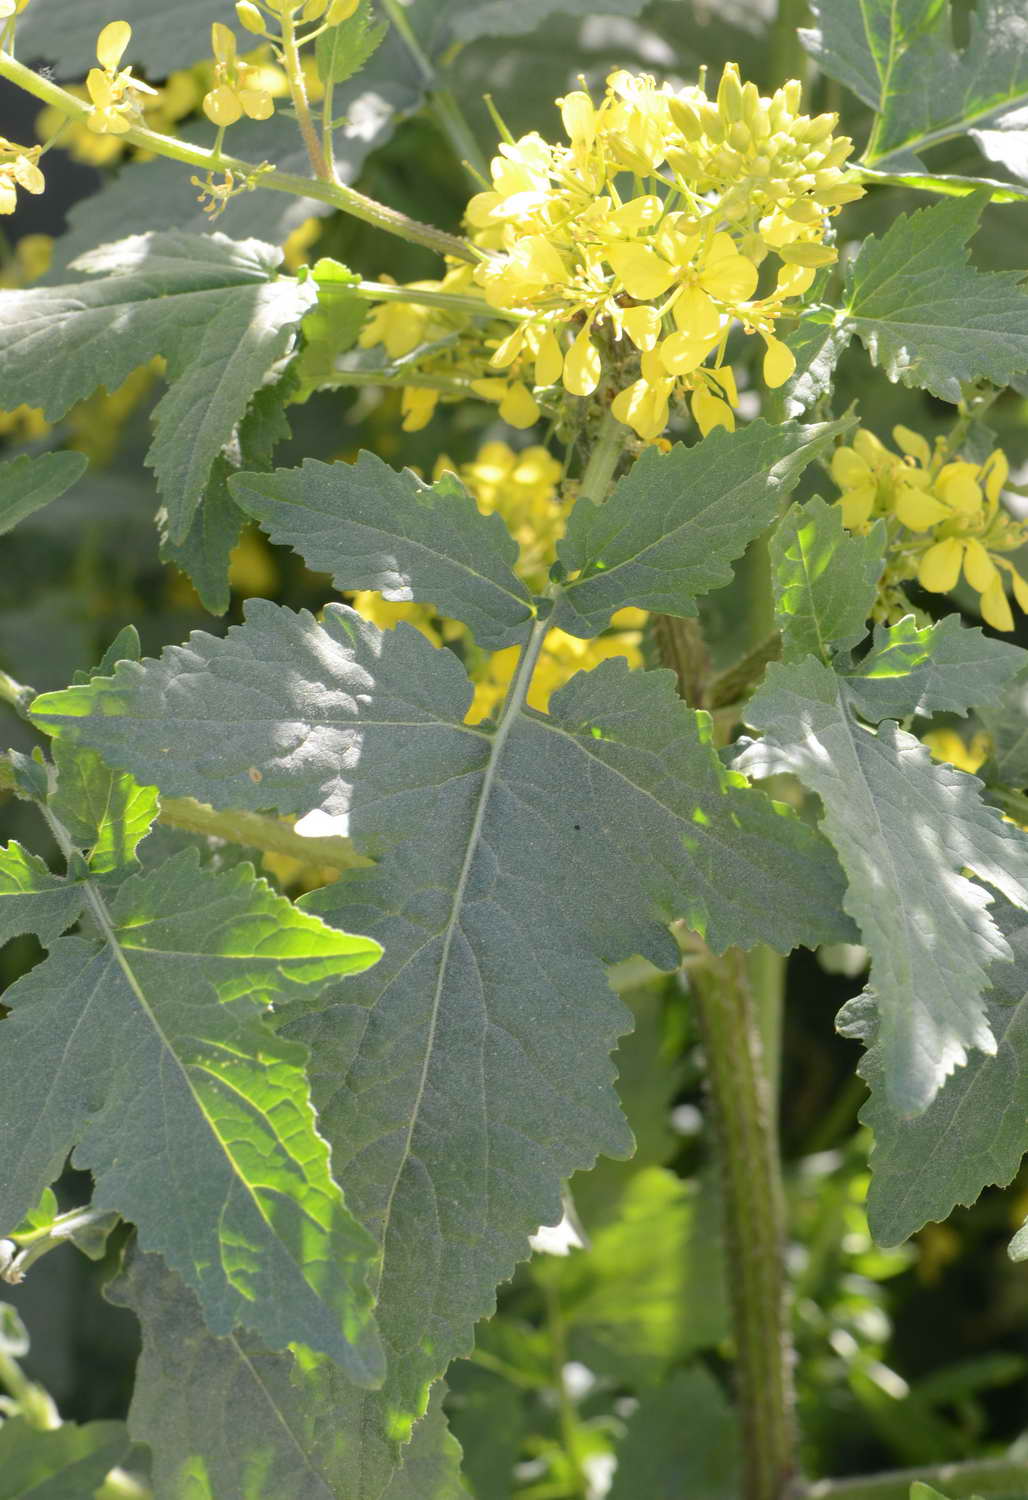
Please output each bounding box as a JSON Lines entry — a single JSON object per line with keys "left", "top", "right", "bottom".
{"left": 0, "top": 50, "right": 477, "bottom": 262}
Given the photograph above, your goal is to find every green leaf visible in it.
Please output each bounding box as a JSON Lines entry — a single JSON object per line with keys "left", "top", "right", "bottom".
{"left": 448, "top": 0, "right": 649, "bottom": 43}
{"left": 0, "top": 453, "right": 88, "bottom": 537}
{"left": 293, "top": 261, "right": 367, "bottom": 398}
{"left": 50, "top": 741, "right": 159, "bottom": 877}
{"left": 777, "top": 321, "right": 854, "bottom": 419}
{"left": 801, "top": 0, "right": 1028, "bottom": 172}
{"left": 843, "top": 194, "right": 1028, "bottom": 402}
{"left": 18, "top": 0, "right": 228, "bottom": 75}
{"left": 230, "top": 453, "right": 535, "bottom": 651}
{"left": 738, "top": 655, "right": 1028, "bottom": 1114}
{"left": 537, "top": 1167, "right": 729, "bottom": 1385}
{"left": 317, "top": 0, "right": 389, "bottom": 84}
{"left": 0, "top": 842, "right": 84, "bottom": 947}
{"left": 0, "top": 848, "right": 384, "bottom": 1379}
{"left": 771, "top": 497, "right": 885, "bottom": 662}
{"left": 161, "top": 367, "right": 295, "bottom": 614}
{"left": 108, "top": 1247, "right": 465, "bottom": 1500}
{"left": 553, "top": 419, "right": 849, "bottom": 638}
{"left": 843, "top": 615, "right": 1027, "bottom": 723}
{"left": 607, "top": 1366, "right": 739, "bottom": 1500}
{"left": 980, "top": 666, "right": 1028, "bottom": 785}
{"left": 850, "top": 899, "right": 1028, "bottom": 1247}
{"left": 0, "top": 1418, "right": 129, "bottom": 1500}
{"left": 0, "top": 232, "right": 316, "bottom": 543}
{"left": 31, "top": 597, "right": 851, "bottom": 1453}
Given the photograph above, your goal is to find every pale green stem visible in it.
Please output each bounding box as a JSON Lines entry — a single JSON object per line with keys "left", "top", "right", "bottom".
{"left": 157, "top": 795, "right": 371, "bottom": 871}
{"left": 0, "top": 750, "right": 365, "bottom": 870}
{"left": 0, "top": 52, "right": 477, "bottom": 263}
{"left": 577, "top": 409, "right": 626, "bottom": 505}
{"left": 378, "top": 0, "right": 490, "bottom": 182}
{"left": 0, "top": 1346, "right": 59, "bottom": 1428}
{"left": 0, "top": 669, "right": 33, "bottom": 717}
{"left": 543, "top": 1279, "right": 589, "bottom": 1500}
{"left": 793, "top": 1455, "right": 1028, "bottom": 1500}
{"left": 4, "top": 1204, "right": 113, "bottom": 1280}
{"left": 315, "top": 368, "right": 478, "bottom": 396}
{"left": 769, "top": 0, "right": 810, "bottom": 90}
{"left": 328, "top": 278, "right": 522, "bottom": 322}
{"left": 280, "top": 6, "right": 332, "bottom": 181}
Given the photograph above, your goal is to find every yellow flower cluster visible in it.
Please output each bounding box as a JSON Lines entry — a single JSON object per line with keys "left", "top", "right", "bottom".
{"left": 357, "top": 65, "right": 861, "bottom": 441}
{"left": 203, "top": 23, "right": 275, "bottom": 126}
{"left": 84, "top": 22, "right": 158, "bottom": 136}
{"left": 831, "top": 427, "right": 1028, "bottom": 632}
{"left": 0, "top": 137, "right": 44, "bottom": 216}
{"left": 350, "top": 441, "right": 644, "bottom": 719}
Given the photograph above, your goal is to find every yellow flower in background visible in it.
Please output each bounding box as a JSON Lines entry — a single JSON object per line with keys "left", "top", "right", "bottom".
{"left": 85, "top": 22, "right": 159, "bottom": 136}
{"left": 203, "top": 22, "right": 275, "bottom": 126}
{"left": 831, "top": 426, "right": 1028, "bottom": 632}
{"left": 0, "top": 139, "right": 44, "bottom": 214}
{"left": 923, "top": 729, "right": 991, "bottom": 776}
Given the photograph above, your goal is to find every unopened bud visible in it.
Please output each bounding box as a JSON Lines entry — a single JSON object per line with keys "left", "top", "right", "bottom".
{"left": 302, "top": 0, "right": 329, "bottom": 19}
{"left": 727, "top": 121, "right": 751, "bottom": 152}
{"left": 716, "top": 62, "right": 743, "bottom": 123}
{"left": 236, "top": 1, "right": 265, "bottom": 33}
{"left": 776, "top": 240, "right": 837, "bottom": 267}
{"left": 668, "top": 94, "right": 705, "bottom": 141}
{"left": 326, "top": 0, "right": 360, "bottom": 21}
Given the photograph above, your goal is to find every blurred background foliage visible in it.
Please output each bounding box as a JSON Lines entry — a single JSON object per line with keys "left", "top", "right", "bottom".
{"left": 1, "top": 0, "right": 1027, "bottom": 1493}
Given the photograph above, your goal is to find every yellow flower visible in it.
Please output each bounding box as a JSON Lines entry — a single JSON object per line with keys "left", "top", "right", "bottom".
{"left": 923, "top": 729, "right": 991, "bottom": 775}
{"left": 688, "top": 365, "right": 738, "bottom": 436}
{"left": 203, "top": 23, "right": 275, "bottom": 126}
{"left": 85, "top": 22, "right": 158, "bottom": 136}
{"left": 0, "top": 140, "right": 44, "bottom": 214}
{"left": 833, "top": 426, "right": 1028, "bottom": 632}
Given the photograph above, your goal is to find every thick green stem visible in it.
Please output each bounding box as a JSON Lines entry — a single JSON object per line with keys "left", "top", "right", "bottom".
{"left": 0, "top": 52, "right": 477, "bottom": 264}
{"left": 333, "top": 278, "right": 522, "bottom": 322}
{"left": 692, "top": 952, "right": 796, "bottom": 1500}
{"left": 794, "top": 1455, "right": 1028, "bottom": 1500}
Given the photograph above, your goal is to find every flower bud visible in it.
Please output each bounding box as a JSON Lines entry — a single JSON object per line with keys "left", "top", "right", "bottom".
{"left": 716, "top": 63, "right": 743, "bottom": 123}
{"left": 302, "top": 0, "right": 329, "bottom": 19}
{"left": 235, "top": 1, "right": 265, "bottom": 34}
{"left": 326, "top": 0, "right": 360, "bottom": 21}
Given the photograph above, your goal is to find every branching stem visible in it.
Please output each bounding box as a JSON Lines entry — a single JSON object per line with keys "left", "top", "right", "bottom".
{"left": 280, "top": 6, "right": 332, "bottom": 181}
{"left": 792, "top": 1454, "right": 1028, "bottom": 1500}
{"left": 0, "top": 52, "right": 477, "bottom": 263}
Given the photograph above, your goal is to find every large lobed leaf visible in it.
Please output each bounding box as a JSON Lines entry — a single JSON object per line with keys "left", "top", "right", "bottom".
{"left": 0, "top": 232, "right": 315, "bottom": 543}
{"left": 108, "top": 1248, "right": 467, "bottom": 1500}
{"left": 552, "top": 418, "right": 850, "bottom": 638}
{"left": 844, "top": 898, "right": 1028, "bottom": 1249}
{"left": 843, "top": 194, "right": 1028, "bottom": 402}
{"left": 230, "top": 452, "right": 535, "bottom": 652}
{"left": 739, "top": 650, "right": 1028, "bottom": 1116}
{"left": 0, "top": 845, "right": 384, "bottom": 1381}
{"left": 801, "top": 0, "right": 1028, "bottom": 174}
{"left": 0, "top": 842, "right": 84, "bottom": 948}
{"left": 31, "top": 586, "right": 850, "bottom": 1472}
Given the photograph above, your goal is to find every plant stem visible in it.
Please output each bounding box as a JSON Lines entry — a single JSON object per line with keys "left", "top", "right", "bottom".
{"left": 157, "top": 796, "right": 371, "bottom": 870}
{"left": 378, "top": 0, "right": 490, "bottom": 182}
{"left": 793, "top": 1455, "right": 1028, "bottom": 1500}
{"left": 280, "top": 7, "right": 332, "bottom": 181}
{"left": 0, "top": 750, "right": 366, "bottom": 871}
{"left": 653, "top": 578, "right": 795, "bottom": 1500}
{"left": 0, "top": 668, "right": 33, "bottom": 717}
{"left": 543, "top": 1278, "right": 589, "bottom": 1500}
{"left": 0, "top": 52, "right": 477, "bottom": 264}
{"left": 692, "top": 950, "right": 795, "bottom": 1500}
{"left": 577, "top": 409, "right": 626, "bottom": 505}
{"left": 333, "top": 278, "right": 522, "bottom": 322}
